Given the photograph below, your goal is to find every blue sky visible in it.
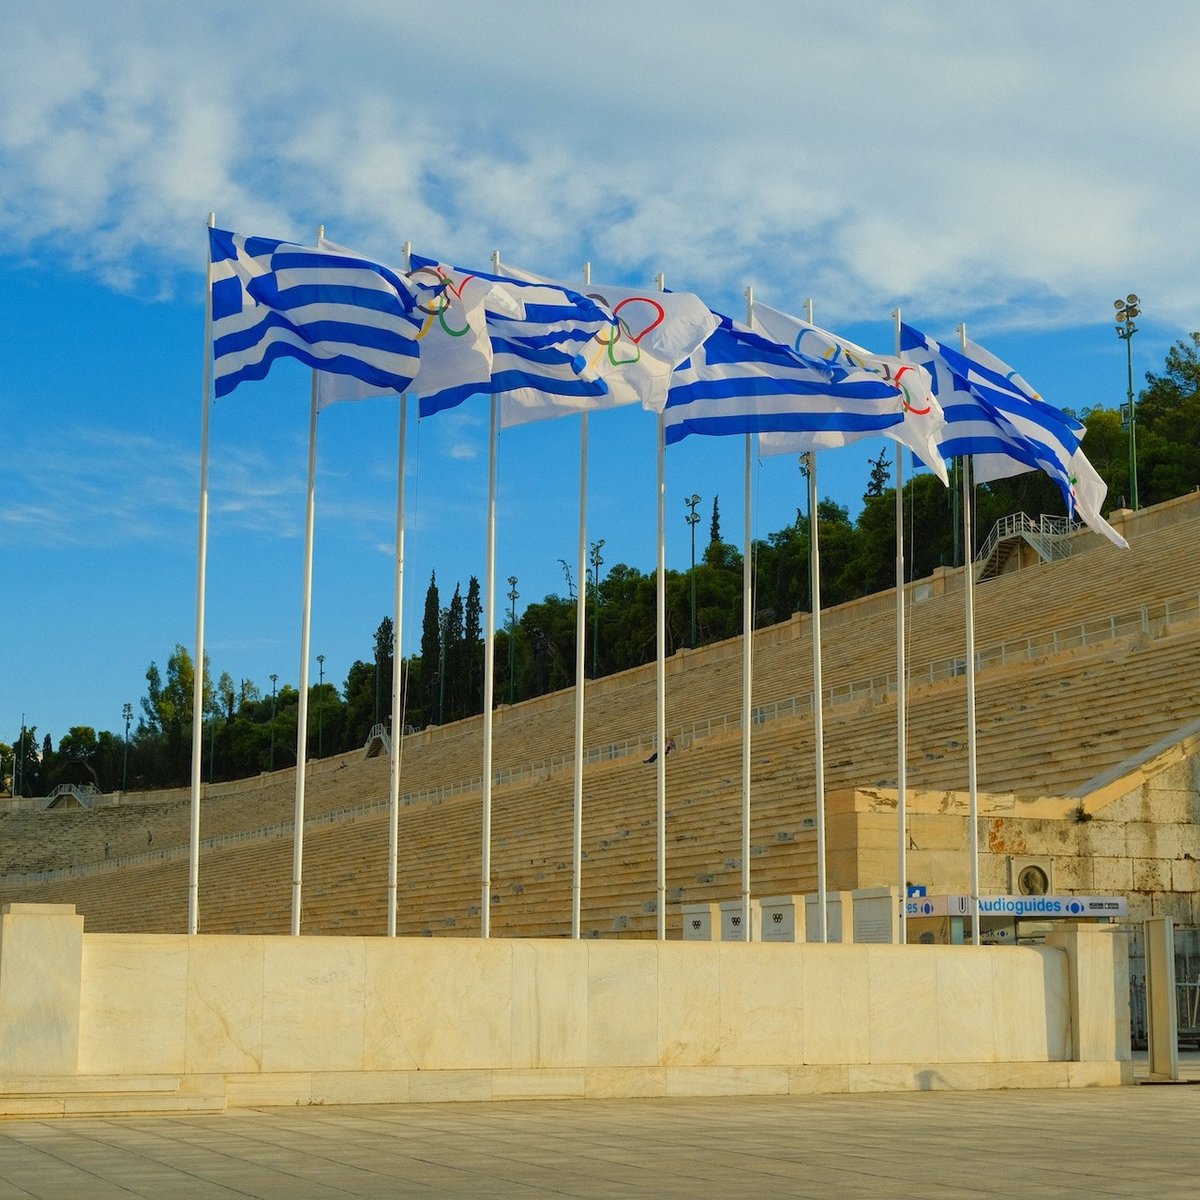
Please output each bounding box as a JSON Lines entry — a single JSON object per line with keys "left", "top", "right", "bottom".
{"left": 2, "top": 0, "right": 1198, "bottom": 747}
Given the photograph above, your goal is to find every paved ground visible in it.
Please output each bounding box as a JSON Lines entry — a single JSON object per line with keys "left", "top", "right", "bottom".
{"left": 1, "top": 1061, "right": 1197, "bottom": 1200}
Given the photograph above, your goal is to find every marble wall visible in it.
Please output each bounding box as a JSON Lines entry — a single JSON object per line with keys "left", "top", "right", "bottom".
{"left": 2, "top": 904, "right": 1131, "bottom": 1106}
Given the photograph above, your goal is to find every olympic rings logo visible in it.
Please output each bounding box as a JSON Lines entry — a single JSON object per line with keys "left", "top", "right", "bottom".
{"left": 407, "top": 265, "right": 474, "bottom": 339}
{"left": 793, "top": 329, "right": 931, "bottom": 416}
{"left": 581, "top": 293, "right": 665, "bottom": 373}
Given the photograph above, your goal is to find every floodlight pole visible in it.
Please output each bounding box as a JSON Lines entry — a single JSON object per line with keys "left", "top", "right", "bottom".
{"left": 1114, "top": 294, "right": 1141, "bottom": 511}
{"left": 685, "top": 494, "right": 700, "bottom": 647}
{"left": 507, "top": 576, "right": 519, "bottom": 705}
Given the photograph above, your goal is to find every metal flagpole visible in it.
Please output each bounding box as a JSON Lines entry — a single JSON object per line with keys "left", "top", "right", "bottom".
{"left": 480, "top": 250, "right": 502, "bottom": 938}
{"left": 290, "top": 225, "right": 324, "bottom": 937}
{"left": 387, "top": 392, "right": 407, "bottom": 936}
{"left": 893, "top": 307, "right": 908, "bottom": 944}
{"left": 189, "top": 212, "right": 216, "bottom": 936}
{"left": 571, "top": 262, "right": 592, "bottom": 939}
{"left": 654, "top": 273, "right": 667, "bottom": 941}
{"left": 958, "top": 322, "right": 981, "bottom": 946}
{"left": 805, "top": 297, "right": 828, "bottom": 943}
{"left": 387, "top": 242, "right": 413, "bottom": 937}
{"left": 741, "top": 287, "right": 756, "bottom": 940}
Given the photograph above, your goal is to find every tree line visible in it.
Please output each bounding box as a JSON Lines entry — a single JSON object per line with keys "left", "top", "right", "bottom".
{"left": 4, "top": 334, "right": 1198, "bottom": 796}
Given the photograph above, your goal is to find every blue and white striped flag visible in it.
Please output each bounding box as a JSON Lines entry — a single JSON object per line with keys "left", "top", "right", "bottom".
{"left": 412, "top": 254, "right": 615, "bottom": 420}
{"left": 663, "top": 313, "right": 907, "bottom": 448}
{"left": 209, "top": 228, "right": 423, "bottom": 399}
{"left": 750, "top": 303, "right": 948, "bottom": 484}
{"left": 496, "top": 264, "right": 718, "bottom": 421}
{"left": 899, "top": 323, "right": 1127, "bottom": 548}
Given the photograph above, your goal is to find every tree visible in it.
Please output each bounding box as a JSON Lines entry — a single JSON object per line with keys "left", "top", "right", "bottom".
{"left": 465, "top": 575, "right": 483, "bottom": 716}
{"left": 444, "top": 584, "right": 464, "bottom": 719}
{"left": 217, "top": 671, "right": 236, "bottom": 720}
{"left": 710, "top": 495, "right": 721, "bottom": 544}
{"left": 1134, "top": 333, "right": 1200, "bottom": 508}
{"left": 865, "top": 449, "right": 891, "bottom": 499}
{"left": 420, "top": 573, "right": 441, "bottom": 721}
{"left": 52, "top": 727, "right": 101, "bottom": 790}
{"left": 12, "top": 726, "right": 41, "bottom": 797}
{"left": 374, "top": 616, "right": 394, "bottom": 729}
{"left": 138, "top": 645, "right": 210, "bottom": 786}
{"left": 342, "top": 660, "right": 377, "bottom": 747}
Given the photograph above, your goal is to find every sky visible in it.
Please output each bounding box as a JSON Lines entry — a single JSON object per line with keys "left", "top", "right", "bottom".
{"left": 2, "top": 0, "right": 1198, "bottom": 749}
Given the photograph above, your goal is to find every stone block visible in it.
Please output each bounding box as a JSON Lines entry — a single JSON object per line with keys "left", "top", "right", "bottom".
{"left": 0, "top": 904, "right": 84, "bottom": 1075}
{"left": 1132, "top": 858, "right": 1171, "bottom": 893}
{"left": 1126, "top": 822, "right": 1182, "bottom": 860}
{"left": 1091, "top": 857, "right": 1134, "bottom": 893}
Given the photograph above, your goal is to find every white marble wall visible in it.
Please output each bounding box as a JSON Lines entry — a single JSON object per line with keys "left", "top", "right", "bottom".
{"left": 76, "top": 932, "right": 1080, "bottom": 1078}
{"left": 1, "top": 904, "right": 1130, "bottom": 1104}
{"left": 0, "top": 903, "right": 84, "bottom": 1074}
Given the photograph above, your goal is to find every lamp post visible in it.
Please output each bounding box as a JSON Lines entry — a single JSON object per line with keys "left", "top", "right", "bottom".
{"left": 316, "top": 655, "right": 325, "bottom": 759}
{"left": 506, "top": 576, "right": 519, "bottom": 705}
{"left": 685, "top": 493, "right": 701, "bottom": 648}
{"left": 121, "top": 702, "right": 132, "bottom": 791}
{"left": 1114, "top": 294, "right": 1141, "bottom": 511}
{"left": 589, "top": 539, "right": 605, "bottom": 678}
{"left": 269, "top": 673, "right": 279, "bottom": 771}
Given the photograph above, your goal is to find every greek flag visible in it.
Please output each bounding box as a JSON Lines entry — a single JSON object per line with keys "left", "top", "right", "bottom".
{"left": 209, "top": 228, "right": 423, "bottom": 399}
{"left": 496, "top": 264, "right": 718, "bottom": 422}
{"left": 899, "top": 323, "right": 1127, "bottom": 548}
{"left": 663, "top": 313, "right": 906, "bottom": 448}
{"left": 413, "top": 254, "right": 614, "bottom": 419}
{"left": 750, "top": 303, "right": 948, "bottom": 484}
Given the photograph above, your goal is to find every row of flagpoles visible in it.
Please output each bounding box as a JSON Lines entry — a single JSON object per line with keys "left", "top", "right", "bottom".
{"left": 189, "top": 218, "right": 1129, "bottom": 943}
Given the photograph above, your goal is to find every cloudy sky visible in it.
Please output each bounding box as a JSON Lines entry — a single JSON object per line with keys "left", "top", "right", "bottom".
{"left": 2, "top": 0, "right": 1197, "bottom": 748}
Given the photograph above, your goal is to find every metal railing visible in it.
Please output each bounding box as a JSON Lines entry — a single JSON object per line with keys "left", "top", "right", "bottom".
{"left": 4, "top": 587, "right": 1199, "bottom": 887}
{"left": 977, "top": 512, "right": 1074, "bottom": 569}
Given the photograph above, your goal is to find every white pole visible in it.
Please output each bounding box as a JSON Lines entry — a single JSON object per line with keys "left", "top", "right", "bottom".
{"left": 189, "top": 212, "right": 216, "bottom": 936}
{"left": 655, "top": 408, "right": 667, "bottom": 941}
{"left": 805, "top": 298, "right": 828, "bottom": 943}
{"left": 290, "top": 225, "right": 324, "bottom": 936}
{"left": 655, "top": 265, "right": 668, "bottom": 941}
{"left": 958, "top": 322, "right": 981, "bottom": 946}
{"left": 741, "top": 287, "right": 755, "bottom": 941}
{"left": 387, "top": 396, "right": 407, "bottom": 937}
{"left": 893, "top": 307, "right": 908, "bottom": 945}
{"left": 480, "top": 250, "right": 502, "bottom": 939}
{"left": 387, "top": 244, "right": 414, "bottom": 938}
{"left": 809, "top": 451, "right": 828, "bottom": 943}
{"left": 571, "top": 261, "right": 591, "bottom": 940}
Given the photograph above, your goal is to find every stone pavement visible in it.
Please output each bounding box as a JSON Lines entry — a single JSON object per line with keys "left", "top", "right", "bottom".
{"left": 1, "top": 1069, "right": 1198, "bottom": 1200}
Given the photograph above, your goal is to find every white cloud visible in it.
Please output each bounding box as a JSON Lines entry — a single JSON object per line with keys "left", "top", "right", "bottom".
{"left": 2, "top": 1, "right": 1198, "bottom": 323}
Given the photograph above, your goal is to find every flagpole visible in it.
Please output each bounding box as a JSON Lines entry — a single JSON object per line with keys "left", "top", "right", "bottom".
{"left": 189, "top": 212, "right": 216, "bottom": 936}
{"left": 958, "top": 322, "right": 981, "bottom": 946}
{"left": 480, "top": 250, "right": 502, "bottom": 939}
{"left": 804, "top": 297, "right": 828, "bottom": 943}
{"left": 571, "top": 262, "right": 592, "bottom": 940}
{"left": 741, "top": 287, "right": 756, "bottom": 941}
{"left": 387, "top": 243, "right": 413, "bottom": 938}
{"left": 808, "top": 449, "right": 828, "bottom": 942}
{"left": 654, "top": 274, "right": 667, "bottom": 941}
{"left": 387, "top": 392, "right": 407, "bottom": 936}
{"left": 893, "top": 307, "right": 908, "bottom": 945}
{"left": 290, "top": 225, "right": 325, "bottom": 936}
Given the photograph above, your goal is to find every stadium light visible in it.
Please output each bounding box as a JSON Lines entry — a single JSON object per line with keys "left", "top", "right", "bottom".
{"left": 121, "top": 702, "right": 133, "bottom": 792}
{"left": 507, "top": 576, "right": 519, "bottom": 705}
{"left": 316, "top": 655, "right": 325, "bottom": 758}
{"left": 1114, "top": 294, "right": 1140, "bottom": 510}
{"left": 685, "top": 494, "right": 701, "bottom": 648}
{"left": 589, "top": 540, "right": 605, "bottom": 677}
{"left": 269, "top": 674, "right": 279, "bottom": 772}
